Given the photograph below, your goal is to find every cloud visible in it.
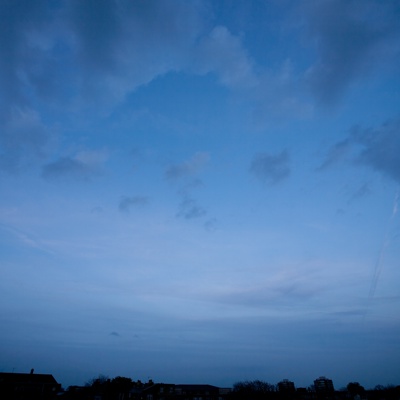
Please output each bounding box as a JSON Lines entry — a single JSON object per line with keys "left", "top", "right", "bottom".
{"left": 1, "top": 1, "right": 245, "bottom": 172}
{"left": 68, "top": 0, "right": 119, "bottom": 73}
{"left": 317, "top": 138, "right": 353, "bottom": 170}
{"left": 303, "top": 0, "right": 400, "bottom": 104}
{"left": 354, "top": 119, "right": 400, "bottom": 182}
{"left": 191, "top": 266, "right": 325, "bottom": 312}
{"left": 0, "top": 0, "right": 52, "bottom": 106}
{"left": 165, "top": 152, "right": 210, "bottom": 221}
{"left": 0, "top": 0, "right": 273, "bottom": 173}
{"left": 322, "top": 118, "right": 400, "bottom": 183}
{"left": 165, "top": 152, "right": 209, "bottom": 181}
{"left": 0, "top": 0, "right": 256, "bottom": 110}
{"left": 42, "top": 149, "right": 108, "bottom": 181}
{"left": 0, "top": 2, "right": 70, "bottom": 174}
{"left": 64, "top": 0, "right": 210, "bottom": 103}
{"left": 0, "top": 223, "right": 53, "bottom": 254}
{"left": 42, "top": 157, "right": 96, "bottom": 180}
{"left": 216, "top": 282, "right": 318, "bottom": 308}
{"left": 250, "top": 150, "right": 291, "bottom": 185}
{"left": 193, "top": 25, "right": 257, "bottom": 89}
{"left": 118, "top": 196, "right": 149, "bottom": 213}
{"left": 176, "top": 197, "right": 207, "bottom": 220}
{"left": 350, "top": 183, "right": 372, "bottom": 201}
{"left": 251, "top": 62, "right": 314, "bottom": 123}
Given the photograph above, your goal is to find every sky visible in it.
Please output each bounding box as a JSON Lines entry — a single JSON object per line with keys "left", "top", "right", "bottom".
{"left": 1, "top": 0, "right": 400, "bottom": 391}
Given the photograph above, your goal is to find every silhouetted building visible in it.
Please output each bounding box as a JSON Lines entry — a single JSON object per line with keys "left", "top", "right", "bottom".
{"left": 278, "top": 379, "right": 296, "bottom": 393}
{"left": 0, "top": 372, "right": 61, "bottom": 400}
{"left": 314, "top": 377, "right": 334, "bottom": 394}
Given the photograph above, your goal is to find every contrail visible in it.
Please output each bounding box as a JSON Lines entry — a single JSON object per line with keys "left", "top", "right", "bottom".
{"left": 366, "top": 188, "right": 399, "bottom": 311}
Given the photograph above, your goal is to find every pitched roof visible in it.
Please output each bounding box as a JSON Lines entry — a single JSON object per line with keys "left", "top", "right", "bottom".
{"left": 0, "top": 372, "right": 59, "bottom": 385}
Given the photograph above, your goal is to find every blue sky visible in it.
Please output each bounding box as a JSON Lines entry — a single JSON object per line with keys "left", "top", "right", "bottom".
{"left": 1, "top": 0, "right": 400, "bottom": 390}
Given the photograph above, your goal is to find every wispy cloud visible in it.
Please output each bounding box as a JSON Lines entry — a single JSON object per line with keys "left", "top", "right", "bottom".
{"left": 42, "top": 149, "right": 108, "bottom": 181}
{"left": 176, "top": 197, "right": 206, "bottom": 220}
{"left": 193, "top": 25, "right": 257, "bottom": 89}
{"left": 349, "top": 183, "right": 372, "bottom": 202}
{"left": 165, "top": 152, "right": 209, "bottom": 181}
{"left": 322, "top": 118, "right": 400, "bottom": 183}
{"left": 0, "top": 223, "right": 54, "bottom": 255}
{"left": 317, "top": 139, "right": 353, "bottom": 171}
{"left": 118, "top": 196, "right": 149, "bottom": 213}
{"left": 250, "top": 150, "right": 291, "bottom": 185}
{"left": 165, "top": 152, "right": 210, "bottom": 222}
{"left": 354, "top": 119, "right": 400, "bottom": 183}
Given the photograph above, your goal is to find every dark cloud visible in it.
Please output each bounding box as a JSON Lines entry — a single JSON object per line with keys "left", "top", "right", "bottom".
{"left": 250, "top": 150, "right": 290, "bottom": 185}
{"left": 304, "top": 0, "right": 400, "bottom": 104}
{"left": 42, "top": 157, "right": 99, "bottom": 181}
{"left": 109, "top": 331, "right": 120, "bottom": 337}
{"left": 119, "top": 196, "right": 149, "bottom": 213}
{"left": 176, "top": 197, "right": 206, "bottom": 220}
{"left": 322, "top": 118, "right": 400, "bottom": 183}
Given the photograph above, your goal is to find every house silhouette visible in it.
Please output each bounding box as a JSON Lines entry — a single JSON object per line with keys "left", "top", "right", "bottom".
{"left": 0, "top": 371, "right": 61, "bottom": 400}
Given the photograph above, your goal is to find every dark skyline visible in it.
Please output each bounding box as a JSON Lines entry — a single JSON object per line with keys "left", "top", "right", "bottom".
{"left": 2, "top": 370, "right": 399, "bottom": 391}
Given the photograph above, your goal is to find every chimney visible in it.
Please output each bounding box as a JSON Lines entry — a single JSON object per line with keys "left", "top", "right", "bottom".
{"left": 30, "top": 369, "right": 34, "bottom": 375}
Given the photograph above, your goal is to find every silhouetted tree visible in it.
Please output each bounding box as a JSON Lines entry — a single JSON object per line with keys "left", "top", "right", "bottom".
{"left": 231, "top": 380, "right": 275, "bottom": 399}
{"left": 83, "top": 375, "right": 135, "bottom": 400}
{"left": 76, "top": 375, "right": 152, "bottom": 400}
{"left": 347, "top": 382, "right": 365, "bottom": 397}
{"left": 85, "top": 374, "right": 109, "bottom": 387}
